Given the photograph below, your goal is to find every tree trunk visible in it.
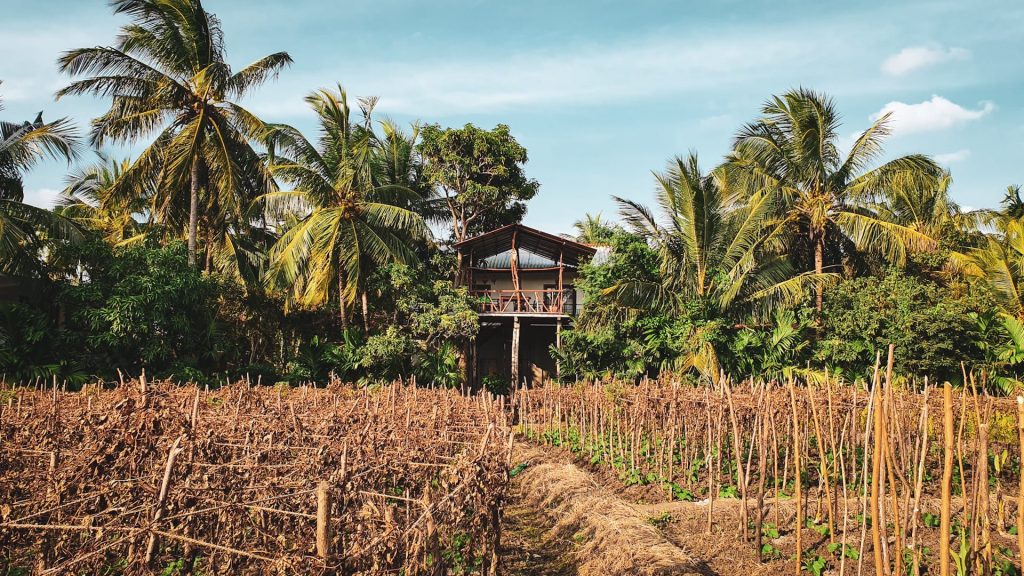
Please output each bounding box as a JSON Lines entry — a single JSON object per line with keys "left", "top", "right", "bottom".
{"left": 203, "top": 225, "right": 213, "bottom": 273}
{"left": 361, "top": 290, "right": 369, "bottom": 333}
{"left": 814, "top": 231, "right": 825, "bottom": 315}
{"left": 188, "top": 155, "right": 201, "bottom": 267}
{"left": 338, "top": 268, "right": 349, "bottom": 331}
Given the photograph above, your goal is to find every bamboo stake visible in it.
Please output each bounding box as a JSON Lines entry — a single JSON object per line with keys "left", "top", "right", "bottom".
{"left": 790, "top": 381, "right": 802, "bottom": 576}
{"left": 1017, "top": 395, "right": 1024, "bottom": 572}
{"left": 871, "top": 386, "right": 885, "bottom": 576}
{"left": 940, "top": 382, "right": 954, "bottom": 576}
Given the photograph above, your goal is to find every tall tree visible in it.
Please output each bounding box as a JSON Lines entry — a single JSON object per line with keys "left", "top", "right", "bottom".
{"left": 0, "top": 84, "right": 81, "bottom": 274}
{"left": 56, "top": 0, "right": 292, "bottom": 266}
{"left": 730, "top": 88, "right": 944, "bottom": 314}
{"left": 263, "top": 87, "right": 429, "bottom": 330}
{"left": 417, "top": 123, "right": 539, "bottom": 243}
{"left": 57, "top": 152, "right": 148, "bottom": 246}
{"left": 609, "top": 153, "right": 832, "bottom": 380}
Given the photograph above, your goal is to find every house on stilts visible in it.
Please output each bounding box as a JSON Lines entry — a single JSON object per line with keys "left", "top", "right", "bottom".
{"left": 454, "top": 224, "right": 597, "bottom": 388}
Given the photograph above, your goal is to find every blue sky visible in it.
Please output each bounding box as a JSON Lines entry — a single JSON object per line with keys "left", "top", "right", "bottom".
{"left": 4, "top": 0, "right": 1023, "bottom": 235}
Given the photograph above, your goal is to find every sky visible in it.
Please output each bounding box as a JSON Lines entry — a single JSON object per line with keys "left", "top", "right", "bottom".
{"left": 3, "top": 0, "right": 1023, "bottom": 236}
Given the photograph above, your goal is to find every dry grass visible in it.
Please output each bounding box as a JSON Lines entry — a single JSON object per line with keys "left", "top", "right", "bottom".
{"left": 512, "top": 445, "right": 699, "bottom": 576}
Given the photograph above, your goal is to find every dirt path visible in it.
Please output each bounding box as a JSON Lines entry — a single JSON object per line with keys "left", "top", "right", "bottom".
{"left": 499, "top": 477, "right": 578, "bottom": 575}
{"left": 499, "top": 444, "right": 701, "bottom": 576}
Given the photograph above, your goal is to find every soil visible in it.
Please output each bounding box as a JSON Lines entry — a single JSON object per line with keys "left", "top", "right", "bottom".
{"left": 499, "top": 441, "right": 1019, "bottom": 576}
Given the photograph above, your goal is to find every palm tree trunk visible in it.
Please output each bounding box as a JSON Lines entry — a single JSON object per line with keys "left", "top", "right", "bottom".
{"left": 188, "top": 155, "right": 201, "bottom": 267}
{"left": 814, "top": 232, "right": 825, "bottom": 315}
{"left": 337, "top": 267, "right": 349, "bottom": 331}
{"left": 361, "top": 290, "right": 370, "bottom": 333}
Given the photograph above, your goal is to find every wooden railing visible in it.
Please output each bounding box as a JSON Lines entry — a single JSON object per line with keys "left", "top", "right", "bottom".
{"left": 470, "top": 289, "right": 577, "bottom": 315}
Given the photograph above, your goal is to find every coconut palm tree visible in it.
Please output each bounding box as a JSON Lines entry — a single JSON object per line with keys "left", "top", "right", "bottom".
{"left": 730, "top": 88, "right": 944, "bottom": 314}
{"left": 0, "top": 85, "right": 81, "bottom": 274}
{"left": 606, "top": 152, "right": 834, "bottom": 380}
{"left": 56, "top": 0, "right": 291, "bottom": 266}
{"left": 263, "top": 87, "right": 429, "bottom": 330}
{"left": 56, "top": 152, "right": 148, "bottom": 246}
{"left": 573, "top": 213, "right": 616, "bottom": 244}
{"left": 962, "top": 218, "right": 1024, "bottom": 317}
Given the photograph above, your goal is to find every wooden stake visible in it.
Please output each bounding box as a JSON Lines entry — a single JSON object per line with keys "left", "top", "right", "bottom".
{"left": 316, "top": 481, "right": 331, "bottom": 565}
{"left": 145, "top": 435, "right": 184, "bottom": 566}
{"left": 940, "top": 382, "right": 954, "bottom": 576}
{"left": 789, "top": 382, "right": 802, "bottom": 576}
{"left": 1016, "top": 396, "right": 1024, "bottom": 571}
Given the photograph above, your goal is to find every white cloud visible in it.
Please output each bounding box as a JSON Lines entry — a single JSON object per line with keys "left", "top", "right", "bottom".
{"left": 881, "top": 45, "right": 970, "bottom": 76}
{"left": 23, "top": 187, "right": 60, "bottom": 209}
{"left": 870, "top": 96, "right": 993, "bottom": 135}
{"left": 934, "top": 149, "right": 971, "bottom": 164}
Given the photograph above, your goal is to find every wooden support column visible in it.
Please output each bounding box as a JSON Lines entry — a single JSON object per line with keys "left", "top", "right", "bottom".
{"left": 511, "top": 317, "right": 521, "bottom": 388}
{"left": 556, "top": 317, "right": 563, "bottom": 380}
{"left": 557, "top": 247, "right": 564, "bottom": 313}
{"left": 510, "top": 229, "right": 521, "bottom": 310}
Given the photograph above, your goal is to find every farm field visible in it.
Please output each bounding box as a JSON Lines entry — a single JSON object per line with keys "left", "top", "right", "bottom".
{"left": 0, "top": 381, "right": 510, "bottom": 575}
{"left": 3, "top": 377, "right": 1023, "bottom": 575}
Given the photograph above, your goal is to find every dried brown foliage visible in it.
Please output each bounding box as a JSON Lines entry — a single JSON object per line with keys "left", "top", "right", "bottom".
{"left": 0, "top": 380, "right": 510, "bottom": 575}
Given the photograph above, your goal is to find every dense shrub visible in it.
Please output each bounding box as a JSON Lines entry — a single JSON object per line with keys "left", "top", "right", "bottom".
{"left": 814, "top": 270, "right": 996, "bottom": 382}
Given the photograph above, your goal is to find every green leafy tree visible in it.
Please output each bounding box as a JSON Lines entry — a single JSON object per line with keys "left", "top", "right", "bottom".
{"left": 57, "top": 0, "right": 292, "bottom": 266}
{"left": 264, "top": 87, "right": 428, "bottom": 330}
{"left": 814, "top": 270, "right": 994, "bottom": 383}
{"left": 556, "top": 230, "right": 689, "bottom": 380}
{"left": 417, "top": 123, "right": 539, "bottom": 243}
{"left": 58, "top": 239, "right": 223, "bottom": 376}
{"left": 730, "top": 88, "right": 944, "bottom": 314}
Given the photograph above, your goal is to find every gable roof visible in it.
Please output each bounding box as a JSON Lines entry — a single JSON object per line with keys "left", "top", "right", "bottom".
{"left": 454, "top": 224, "right": 597, "bottom": 266}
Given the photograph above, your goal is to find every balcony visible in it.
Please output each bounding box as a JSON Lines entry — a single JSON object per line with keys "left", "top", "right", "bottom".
{"left": 470, "top": 289, "right": 579, "bottom": 316}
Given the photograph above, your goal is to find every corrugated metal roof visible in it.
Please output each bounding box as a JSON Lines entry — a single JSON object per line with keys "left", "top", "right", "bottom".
{"left": 478, "top": 249, "right": 560, "bottom": 269}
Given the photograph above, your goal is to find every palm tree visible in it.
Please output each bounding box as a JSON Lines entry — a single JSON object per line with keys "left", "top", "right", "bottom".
{"left": 263, "top": 87, "right": 429, "bottom": 330}
{"left": 1002, "top": 185, "right": 1024, "bottom": 220}
{"left": 56, "top": 0, "right": 291, "bottom": 266}
{"left": 730, "top": 88, "right": 944, "bottom": 314}
{"left": 0, "top": 84, "right": 81, "bottom": 274}
{"left": 871, "top": 171, "right": 962, "bottom": 237}
{"left": 56, "top": 152, "right": 148, "bottom": 246}
{"left": 573, "top": 213, "right": 616, "bottom": 244}
{"left": 607, "top": 152, "right": 833, "bottom": 380}
{"left": 963, "top": 218, "right": 1024, "bottom": 317}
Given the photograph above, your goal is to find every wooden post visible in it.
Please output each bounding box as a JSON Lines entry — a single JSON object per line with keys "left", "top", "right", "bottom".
{"left": 789, "top": 382, "right": 802, "bottom": 576}
{"left": 557, "top": 246, "right": 564, "bottom": 313}
{"left": 510, "top": 229, "right": 521, "bottom": 310}
{"left": 146, "top": 435, "right": 184, "bottom": 566}
{"left": 511, "top": 317, "right": 521, "bottom": 388}
{"left": 871, "top": 388, "right": 885, "bottom": 576}
{"left": 317, "top": 481, "right": 331, "bottom": 565}
{"left": 940, "top": 382, "right": 954, "bottom": 576}
{"left": 556, "top": 317, "right": 562, "bottom": 381}
{"left": 1016, "top": 396, "right": 1024, "bottom": 571}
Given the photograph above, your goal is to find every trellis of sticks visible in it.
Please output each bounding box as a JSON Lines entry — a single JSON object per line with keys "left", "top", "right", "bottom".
{"left": 515, "top": 371, "right": 1024, "bottom": 576}
{"left": 0, "top": 378, "right": 512, "bottom": 575}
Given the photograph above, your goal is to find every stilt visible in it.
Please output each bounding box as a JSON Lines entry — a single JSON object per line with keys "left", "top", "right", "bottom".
{"left": 512, "top": 317, "right": 521, "bottom": 388}
{"left": 556, "top": 317, "right": 563, "bottom": 381}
